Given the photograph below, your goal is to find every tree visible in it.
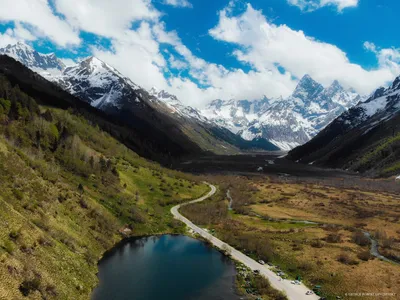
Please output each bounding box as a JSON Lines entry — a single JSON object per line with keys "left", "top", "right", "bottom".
{"left": 78, "top": 183, "right": 84, "bottom": 195}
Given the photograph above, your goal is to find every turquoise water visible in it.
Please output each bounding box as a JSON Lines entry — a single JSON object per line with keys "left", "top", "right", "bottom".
{"left": 91, "top": 235, "right": 239, "bottom": 300}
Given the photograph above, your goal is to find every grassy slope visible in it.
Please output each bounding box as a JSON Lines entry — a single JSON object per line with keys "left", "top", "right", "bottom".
{"left": 0, "top": 105, "right": 208, "bottom": 299}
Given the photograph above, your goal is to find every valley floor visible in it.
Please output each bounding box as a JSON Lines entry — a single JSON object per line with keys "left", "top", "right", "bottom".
{"left": 180, "top": 172, "right": 400, "bottom": 300}
{"left": 172, "top": 184, "right": 318, "bottom": 300}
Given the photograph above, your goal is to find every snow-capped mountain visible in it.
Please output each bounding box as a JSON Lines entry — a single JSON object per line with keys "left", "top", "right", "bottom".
{"left": 149, "top": 87, "right": 208, "bottom": 122}
{"left": 330, "top": 76, "right": 400, "bottom": 132}
{"left": 0, "top": 42, "right": 65, "bottom": 77}
{"left": 204, "top": 75, "right": 361, "bottom": 150}
{"left": 1, "top": 42, "right": 279, "bottom": 154}
{"left": 289, "top": 74, "right": 400, "bottom": 174}
{"left": 52, "top": 56, "right": 146, "bottom": 111}
{"left": 201, "top": 97, "right": 272, "bottom": 134}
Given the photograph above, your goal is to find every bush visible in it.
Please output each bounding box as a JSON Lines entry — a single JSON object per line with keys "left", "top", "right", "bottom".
{"left": 352, "top": 231, "right": 369, "bottom": 246}
{"left": 19, "top": 278, "right": 41, "bottom": 296}
{"left": 79, "top": 198, "right": 89, "bottom": 209}
{"left": 9, "top": 230, "right": 20, "bottom": 240}
{"left": 3, "top": 240, "right": 15, "bottom": 254}
{"left": 12, "top": 188, "right": 24, "bottom": 200}
{"left": 326, "top": 233, "right": 342, "bottom": 243}
{"left": 337, "top": 253, "right": 358, "bottom": 265}
{"left": 251, "top": 275, "right": 288, "bottom": 300}
{"left": 357, "top": 250, "right": 372, "bottom": 261}
{"left": 311, "top": 239, "right": 324, "bottom": 248}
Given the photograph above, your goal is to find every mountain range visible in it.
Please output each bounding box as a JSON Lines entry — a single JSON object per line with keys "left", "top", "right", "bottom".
{"left": 0, "top": 42, "right": 363, "bottom": 152}
{"left": 289, "top": 74, "right": 400, "bottom": 176}
{"left": 0, "top": 42, "right": 279, "bottom": 161}
{"left": 202, "top": 75, "right": 362, "bottom": 150}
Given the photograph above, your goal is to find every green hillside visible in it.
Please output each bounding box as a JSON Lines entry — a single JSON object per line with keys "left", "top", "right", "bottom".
{"left": 0, "top": 75, "right": 208, "bottom": 299}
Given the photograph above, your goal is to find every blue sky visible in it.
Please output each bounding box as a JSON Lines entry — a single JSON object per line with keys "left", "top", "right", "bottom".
{"left": 0, "top": 0, "right": 399, "bottom": 107}
{"left": 154, "top": 0, "right": 398, "bottom": 70}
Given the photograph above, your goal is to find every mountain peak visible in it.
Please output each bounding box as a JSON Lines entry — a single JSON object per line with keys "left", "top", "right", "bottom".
{"left": 325, "top": 80, "right": 344, "bottom": 95}
{"left": 330, "top": 80, "right": 342, "bottom": 89}
{"left": 149, "top": 87, "right": 180, "bottom": 105}
{"left": 3, "top": 41, "right": 35, "bottom": 54}
{"left": 13, "top": 41, "right": 34, "bottom": 51}
{"left": 0, "top": 42, "right": 65, "bottom": 74}
{"left": 82, "top": 56, "right": 104, "bottom": 66}
{"left": 293, "top": 74, "right": 324, "bottom": 100}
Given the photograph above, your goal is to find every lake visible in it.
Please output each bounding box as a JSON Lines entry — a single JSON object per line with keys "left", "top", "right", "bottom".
{"left": 91, "top": 235, "right": 240, "bottom": 300}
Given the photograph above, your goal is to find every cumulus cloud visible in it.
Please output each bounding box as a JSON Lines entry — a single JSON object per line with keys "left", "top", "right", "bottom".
{"left": 209, "top": 3, "right": 398, "bottom": 95}
{"left": 0, "top": 22, "right": 37, "bottom": 48}
{"left": 90, "top": 19, "right": 294, "bottom": 107}
{"left": 364, "top": 42, "right": 400, "bottom": 77}
{"left": 54, "top": 0, "right": 159, "bottom": 39}
{"left": 287, "top": 0, "right": 359, "bottom": 12}
{"left": 168, "top": 55, "right": 188, "bottom": 70}
{"left": 0, "top": 30, "right": 19, "bottom": 48}
{"left": 163, "top": 0, "right": 193, "bottom": 8}
{"left": 0, "top": 0, "right": 398, "bottom": 108}
{"left": 0, "top": 0, "right": 80, "bottom": 46}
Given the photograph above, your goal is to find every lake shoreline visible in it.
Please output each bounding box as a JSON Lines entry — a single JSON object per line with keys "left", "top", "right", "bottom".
{"left": 91, "top": 234, "right": 241, "bottom": 300}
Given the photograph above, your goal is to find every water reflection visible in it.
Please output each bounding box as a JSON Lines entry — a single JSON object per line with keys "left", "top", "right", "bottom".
{"left": 92, "top": 235, "right": 239, "bottom": 300}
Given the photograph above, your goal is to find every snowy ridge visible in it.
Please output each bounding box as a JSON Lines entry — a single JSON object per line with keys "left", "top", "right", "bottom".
{"left": 149, "top": 87, "right": 208, "bottom": 123}
{"left": 0, "top": 42, "right": 65, "bottom": 77}
{"left": 0, "top": 42, "right": 364, "bottom": 152}
{"left": 203, "top": 75, "right": 361, "bottom": 150}
{"left": 336, "top": 75, "right": 400, "bottom": 131}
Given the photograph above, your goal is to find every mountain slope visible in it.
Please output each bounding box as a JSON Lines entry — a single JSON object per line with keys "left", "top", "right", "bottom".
{"left": 0, "top": 71, "right": 209, "bottom": 299}
{"left": 203, "top": 75, "right": 361, "bottom": 150}
{"left": 288, "top": 75, "right": 400, "bottom": 176}
{"left": 2, "top": 43, "right": 278, "bottom": 156}
{"left": 0, "top": 54, "right": 205, "bottom": 162}
{"left": 148, "top": 87, "right": 279, "bottom": 152}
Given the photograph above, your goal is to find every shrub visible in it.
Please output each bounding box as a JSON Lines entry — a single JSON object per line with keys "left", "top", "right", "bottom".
{"left": 337, "top": 253, "right": 358, "bottom": 265}
{"left": 326, "top": 233, "right": 342, "bottom": 243}
{"left": 357, "top": 250, "right": 372, "bottom": 261}
{"left": 12, "top": 188, "right": 24, "bottom": 200}
{"left": 79, "top": 198, "right": 89, "bottom": 209}
{"left": 352, "top": 231, "right": 370, "bottom": 246}
{"left": 251, "top": 275, "right": 288, "bottom": 300}
{"left": 9, "top": 230, "right": 20, "bottom": 240}
{"left": 19, "top": 278, "right": 41, "bottom": 296}
{"left": 3, "top": 240, "right": 15, "bottom": 254}
{"left": 311, "top": 239, "right": 324, "bottom": 248}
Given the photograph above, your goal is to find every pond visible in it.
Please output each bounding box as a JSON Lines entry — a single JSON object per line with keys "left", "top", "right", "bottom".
{"left": 91, "top": 235, "right": 240, "bottom": 300}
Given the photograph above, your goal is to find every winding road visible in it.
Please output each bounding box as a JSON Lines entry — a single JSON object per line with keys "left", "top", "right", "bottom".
{"left": 171, "top": 183, "right": 319, "bottom": 300}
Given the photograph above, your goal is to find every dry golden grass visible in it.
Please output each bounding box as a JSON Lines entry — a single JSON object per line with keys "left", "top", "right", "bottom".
{"left": 212, "top": 177, "right": 400, "bottom": 299}
{"left": 252, "top": 182, "right": 400, "bottom": 235}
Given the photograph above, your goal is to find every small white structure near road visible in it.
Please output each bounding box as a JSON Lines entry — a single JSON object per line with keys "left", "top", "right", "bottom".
{"left": 257, "top": 166, "right": 263, "bottom": 172}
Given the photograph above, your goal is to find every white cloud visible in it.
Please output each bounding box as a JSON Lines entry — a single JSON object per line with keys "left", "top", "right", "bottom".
{"left": 287, "top": 0, "right": 359, "bottom": 12}
{"left": 92, "top": 22, "right": 169, "bottom": 91}
{"left": 168, "top": 55, "right": 188, "bottom": 70}
{"left": 364, "top": 42, "right": 400, "bottom": 77}
{"left": 0, "top": 29, "right": 19, "bottom": 48}
{"left": 0, "top": 0, "right": 80, "bottom": 46}
{"left": 0, "top": 0, "right": 398, "bottom": 109}
{"left": 0, "top": 22, "right": 37, "bottom": 48}
{"left": 54, "top": 0, "right": 159, "bottom": 39}
{"left": 209, "top": 3, "right": 398, "bottom": 95}
{"left": 12, "top": 23, "right": 37, "bottom": 41}
{"left": 163, "top": 0, "right": 192, "bottom": 8}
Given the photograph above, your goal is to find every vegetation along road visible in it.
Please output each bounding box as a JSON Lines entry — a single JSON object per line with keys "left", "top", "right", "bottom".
{"left": 171, "top": 183, "right": 319, "bottom": 300}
